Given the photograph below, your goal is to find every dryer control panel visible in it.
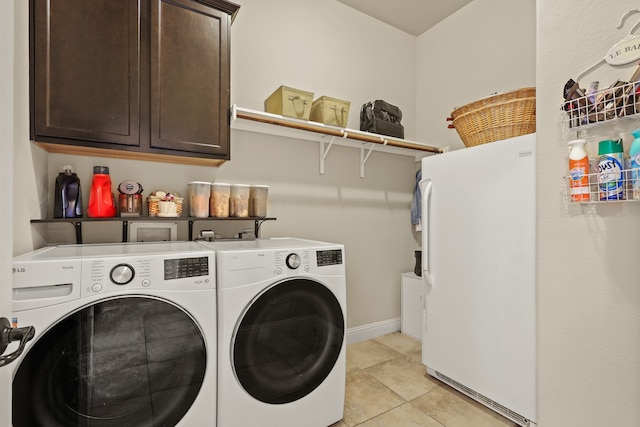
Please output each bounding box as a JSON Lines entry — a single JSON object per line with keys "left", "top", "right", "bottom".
{"left": 208, "top": 239, "right": 346, "bottom": 289}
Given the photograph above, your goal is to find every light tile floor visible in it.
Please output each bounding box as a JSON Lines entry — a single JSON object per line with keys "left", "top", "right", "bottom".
{"left": 330, "top": 332, "right": 518, "bottom": 427}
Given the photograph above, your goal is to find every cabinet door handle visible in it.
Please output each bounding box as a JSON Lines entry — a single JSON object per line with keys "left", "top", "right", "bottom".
{"left": 0, "top": 317, "right": 35, "bottom": 368}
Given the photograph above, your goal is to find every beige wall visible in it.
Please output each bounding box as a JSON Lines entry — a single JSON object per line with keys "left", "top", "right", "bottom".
{"left": 12, "top": 0, "right": 420, "bottom": 332}
{"left": 537, "top": 1, "right": 640, "bottom": 425}
{"left": 0, "top": 0, "right": 14, "bottom": 420}
{"left": 13, "top": 1, "right": 47, "bottom": 255}
{"left": 416, "top": 0, "right": 536, "bottom": 148}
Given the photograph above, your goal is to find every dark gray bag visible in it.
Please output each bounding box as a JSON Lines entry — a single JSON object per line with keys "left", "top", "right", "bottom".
{"left": 360, "top": 100, "right": 404, "bottom": 138}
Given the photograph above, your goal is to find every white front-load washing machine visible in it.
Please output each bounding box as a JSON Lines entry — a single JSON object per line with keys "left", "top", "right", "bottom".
{"left": 198, "top": 237, "right": 347, "bottom": 427}
{"left": 10, "top": 241, "right": 217, "bottom": 427}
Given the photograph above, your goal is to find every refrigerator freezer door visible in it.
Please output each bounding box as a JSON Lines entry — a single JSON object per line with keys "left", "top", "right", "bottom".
{"left": 418, "top": 178, "right": 433, "bottom": 293}
{"left": 420, "top": 134, "right": 536, "bottom": 424}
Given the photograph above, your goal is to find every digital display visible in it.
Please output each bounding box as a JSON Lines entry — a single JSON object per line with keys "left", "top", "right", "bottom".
{"left": 316, "top": 249, "right": 343, "bottom": 266}
{"left": 164, "top": 257, "right": 209, "bottom": 280}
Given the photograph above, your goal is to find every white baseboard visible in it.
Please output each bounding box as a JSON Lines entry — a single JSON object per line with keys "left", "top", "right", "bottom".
{"left": 346, "top": 318, "right": 401, "bottom": 345}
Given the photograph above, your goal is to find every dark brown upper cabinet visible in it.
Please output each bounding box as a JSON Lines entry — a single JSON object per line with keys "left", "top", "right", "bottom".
{"left": 30, "top": 0, "right": 240, "bottom": 166}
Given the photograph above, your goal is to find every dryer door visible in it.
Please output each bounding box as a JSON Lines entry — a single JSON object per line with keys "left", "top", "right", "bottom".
{"left": 232, "top": 278, "right": 345, "bottom": 404}
{"left": 12, "top": 296, "right": 207, "bottom": 427}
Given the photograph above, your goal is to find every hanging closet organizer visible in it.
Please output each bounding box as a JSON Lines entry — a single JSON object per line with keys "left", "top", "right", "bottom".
{"left": 562, "top": 10, "right": 640, "bottom": 130}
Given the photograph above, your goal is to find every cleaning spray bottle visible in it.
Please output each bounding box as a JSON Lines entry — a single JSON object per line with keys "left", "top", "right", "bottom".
{"left": 598, "top": 139, "right": 625, "bottom": 201}
{"left": 629, "top": 128, "right": 640, "bottom": 200}
{"left": 568, "top": 139, "right": 590, "bottom": 202}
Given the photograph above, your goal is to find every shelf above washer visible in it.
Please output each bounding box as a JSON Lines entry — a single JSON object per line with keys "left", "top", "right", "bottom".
{"left": 30, "top": 216, "right": 276, "bottom": 244}
{"left": 230, "top": 105, "right": 442, "bottom": 177}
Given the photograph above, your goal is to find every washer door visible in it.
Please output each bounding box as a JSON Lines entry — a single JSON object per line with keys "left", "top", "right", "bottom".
{"left": 12, "top": 296, "right": 207, "bottom": 427}
{"left": 232, "top": 278, "right": 345, "bottom": 404}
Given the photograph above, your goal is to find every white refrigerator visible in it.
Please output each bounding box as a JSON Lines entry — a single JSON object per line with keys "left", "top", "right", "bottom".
{"left": 420, "top": 133, "right": 537, "bottom": 427}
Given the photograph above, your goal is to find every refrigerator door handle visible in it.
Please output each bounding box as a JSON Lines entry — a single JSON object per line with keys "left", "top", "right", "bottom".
{"left": 419, "top": 177, "right": 434, "bottom": 297}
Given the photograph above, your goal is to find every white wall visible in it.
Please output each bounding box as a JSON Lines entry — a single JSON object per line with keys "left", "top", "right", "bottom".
{"left": 537, "top": 1, "right": 640, "bottom": 425}
{"left": 416, "top": 0, "right": 536, "bottom": 149}
{"left": 12, "top": 0, "right": 420, "bottom": 330}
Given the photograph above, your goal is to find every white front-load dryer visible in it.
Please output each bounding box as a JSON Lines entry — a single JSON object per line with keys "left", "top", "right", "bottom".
{"left": 10, "top": 241, "right": 216, "bottom": 427}
{"left": 198, "top": 238, "right": 347, "bottom": 427}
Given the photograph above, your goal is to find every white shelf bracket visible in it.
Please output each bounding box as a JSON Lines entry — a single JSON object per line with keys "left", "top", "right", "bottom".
{"left": 360, "top": 140, "right": 385, "bottom": 178}
{"left": 319, "top": 135, "right": 336, "bottom": 175}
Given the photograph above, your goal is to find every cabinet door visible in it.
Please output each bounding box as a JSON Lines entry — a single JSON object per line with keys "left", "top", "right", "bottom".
{"left": 31, "top": 0, "right": 140, "bottom": 147}
{"left": 150, "top": 0, "right": 230, "bottom": 158}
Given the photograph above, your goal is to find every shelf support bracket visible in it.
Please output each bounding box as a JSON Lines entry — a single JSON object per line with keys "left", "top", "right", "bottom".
{"left": 319, "top": 135, "right": 336, "bottom": 175}
{"left": 73, "top": 221, "right": 82, "bottom": 244}
{"left": 360, "top": 139, "right": 387, "bottom": 178}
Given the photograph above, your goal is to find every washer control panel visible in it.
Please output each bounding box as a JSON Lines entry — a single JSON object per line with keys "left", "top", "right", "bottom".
{"left": 164, "top": 256, "right": 210, "bottom": 280}
{"left": 82, "top": 252, "right": 214, "bottom": 296}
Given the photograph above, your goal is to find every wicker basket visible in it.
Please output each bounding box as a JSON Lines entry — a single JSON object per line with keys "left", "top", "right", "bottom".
{"left": 147, "top": 196, "right": 183, "bottom": 217}
{"left": 450, "top": 88, "right": 536, "bottom": 147}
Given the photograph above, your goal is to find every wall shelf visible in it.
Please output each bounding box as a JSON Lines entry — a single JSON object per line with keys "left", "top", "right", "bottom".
{"left": 563, "top": 167, "right": 640, "bottom": 204}
{"left": 230, "top": 105, "right": 442, "bottom": 177}
{"left": 561, "top": 80, "right": 640, "bottom": 132}
{"left": 31, "top": 216, "right": 276, "bottom": 244}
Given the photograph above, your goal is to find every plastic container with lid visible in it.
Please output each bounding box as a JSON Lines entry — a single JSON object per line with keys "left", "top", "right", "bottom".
{"left": 87, "top": 166, "right": 116, "bottom": 218}
{"left": 230, "top": 184, "right": 250, "bottom": 217}
{"left": 210, "top": 182, "right": 231, "bottom": 217}
{"left": 597, "top": 139, "right": 625, "bottom": 201}
{"left": 249, "top": 185, "right": 269, "bottom": 217}
{"left": 188, "top": 181, "right": 211, "bottom": 218}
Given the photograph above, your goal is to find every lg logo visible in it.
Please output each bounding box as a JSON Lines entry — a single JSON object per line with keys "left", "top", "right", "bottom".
{"left": 13, "top": 267, "right": 25, "bottom": 273}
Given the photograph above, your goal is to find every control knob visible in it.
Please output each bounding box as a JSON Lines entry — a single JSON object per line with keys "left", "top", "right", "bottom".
{"left": 110, "top": 264, "right": 135, "bottom": 285}
{"left": 286, "top": 253, "right": 301, "bottom": 270}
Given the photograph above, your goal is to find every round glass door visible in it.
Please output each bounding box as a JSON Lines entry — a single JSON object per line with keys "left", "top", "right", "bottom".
{"left": 12, "top": 296, "right": 207, "bottom": 427}
{"left": 232, "top": 278, "right": 345, "bottom": 404}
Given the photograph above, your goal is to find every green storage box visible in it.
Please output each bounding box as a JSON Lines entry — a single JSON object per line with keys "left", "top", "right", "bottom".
{"left": 310, "top": 96, "right": 351, "bottom": 127}
{"left": 264, "top": 85, "right": 314, "bottom": 120}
